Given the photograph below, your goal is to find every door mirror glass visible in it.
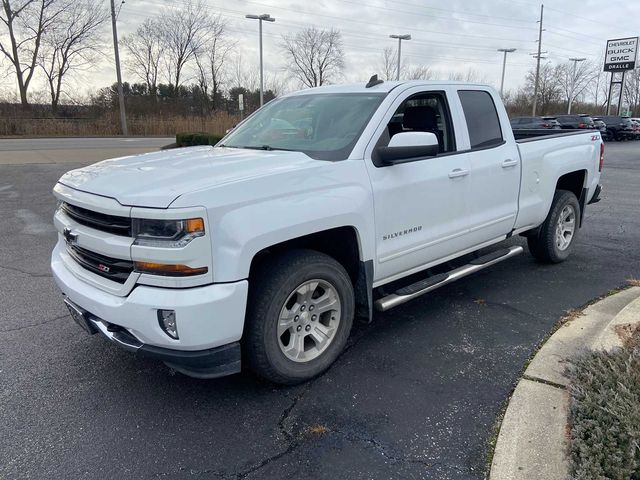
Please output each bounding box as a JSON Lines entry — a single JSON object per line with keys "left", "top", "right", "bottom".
{"left": 376, "top": 132, "right": 439, "bottom": 165}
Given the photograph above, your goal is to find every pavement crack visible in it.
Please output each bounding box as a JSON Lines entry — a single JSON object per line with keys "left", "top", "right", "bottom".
{"left": 152, "top": 466, "right": 226, "bottom": 478}
{"left": 333, "top": 428, "right": 468, "bottom": 473}
{"left": 235, "top": 443, "right": 300, "bottom": 479}
{"left": 0, "top": 264, "right": 52, "bottom": 278}
{"left": 0, "top": 314, "right": 67, "bottom": 333}
{"left": 277, "top": 382, "right": 314, "bottom": 441}
{"left": 483, "top": 300, "right": 542, "bottom": 320}
{"left": 223, "top": 326, "right": 374, "bottom": 479}
{"left": 522, "top": 374, "right": 567, "bottom": 390}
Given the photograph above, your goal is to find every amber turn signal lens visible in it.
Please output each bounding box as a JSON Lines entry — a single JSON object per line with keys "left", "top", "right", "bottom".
{"left": 134, "top": 261, "right": 208, "bottom": 276}
{"left": 185, "top": 218, "right": 205, "bottom": 234}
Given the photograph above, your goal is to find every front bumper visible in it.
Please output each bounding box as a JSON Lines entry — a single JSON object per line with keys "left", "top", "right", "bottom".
{"left": 52, "top": 240, "right": 248, "bottom": 377}
{"left": 65, "top": 297, "right": 241, "bottom": 378}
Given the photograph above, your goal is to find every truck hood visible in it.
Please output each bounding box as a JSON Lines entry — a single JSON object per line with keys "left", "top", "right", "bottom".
{"left": 58, "top": 146, "right": 320, "bottom": 208}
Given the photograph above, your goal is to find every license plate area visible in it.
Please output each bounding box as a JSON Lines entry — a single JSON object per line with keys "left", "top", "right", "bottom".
{"left": 64, "top": 298, "right": 98, "bottom": 335}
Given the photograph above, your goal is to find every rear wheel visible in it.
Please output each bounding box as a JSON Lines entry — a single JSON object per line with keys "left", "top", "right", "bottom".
{"left": 527, "top": 189, "right": 580, "bottom": 263}
{"left": 245, "top": 249, "right": 354, "bottom": 384}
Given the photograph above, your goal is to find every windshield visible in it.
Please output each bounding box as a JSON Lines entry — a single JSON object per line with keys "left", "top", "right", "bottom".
{"left": 220, "top": 93, "right": 386, "bottom": 160}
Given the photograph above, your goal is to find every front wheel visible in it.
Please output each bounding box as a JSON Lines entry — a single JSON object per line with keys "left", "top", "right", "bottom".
{"left": 527, "top": 189, "right": 581, "bottom": 263}
{"left": 245, "top": 250, "right": 354, "bottom": 385}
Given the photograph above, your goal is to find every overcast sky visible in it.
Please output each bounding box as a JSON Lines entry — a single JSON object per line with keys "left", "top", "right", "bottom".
{"left": 2, "top": 0, "right": 639, "bottom": 98}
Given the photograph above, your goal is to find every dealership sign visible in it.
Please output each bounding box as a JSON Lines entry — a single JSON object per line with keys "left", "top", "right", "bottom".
{"left": 604, "top": 37, "right": 638, "bottom": 71}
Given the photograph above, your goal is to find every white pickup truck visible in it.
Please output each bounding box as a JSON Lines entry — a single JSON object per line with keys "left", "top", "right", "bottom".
{"left": 51, "top": 78, "right": 603, "bottom": 384}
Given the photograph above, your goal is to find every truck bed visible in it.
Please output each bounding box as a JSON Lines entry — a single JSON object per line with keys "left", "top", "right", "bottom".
{"left": 514, "top": 129, "right": 595, "bottom": 142}
{"left": 514, "top": 129, "right": 601, "bottom": 232}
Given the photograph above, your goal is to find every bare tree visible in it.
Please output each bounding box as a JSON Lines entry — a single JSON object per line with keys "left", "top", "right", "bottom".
{"left": 379, "top": 46, "right": 398, "bottom": 81}
{"left": 157, "top": 0, "right": 214, "bottom": 92}
{"left": 37, "top": 0, "right": 107, "bottom": 112}
{"left": 229, "top": 53, "right": 258, "bottom": 91}
{"left": 0, "top": 0, "right": 64, "bottom": 105}
{"left": 407, "top": 64, "right": 433, "bottom": 80}
{"left": 623, "top": 67, "right": 640, "bottom": 114}
{"left": 588, "top": 59, "right": 609, "bottom": 111}
{"left": 555, "top": 60, "right": 596, "bottom": 112}
{"left": 281, "top": 26, "right": 345, "bottom": 88}
{"left": 193, "top": 16, "right": 232, "bottom": 109}
{"left": 524, "top": 62, "right": 562, "bottom": 114}
{"left": 122, "top": 18, "right": 163, "bottom": 95}
{"left": 446, "top": 69, "right": 488, "bottom": 83}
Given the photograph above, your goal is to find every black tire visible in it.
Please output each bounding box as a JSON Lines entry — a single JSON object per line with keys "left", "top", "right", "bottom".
{"left": 245, "top": 249, "right": 355, "bottom": 385}
{"left": 606, "top": 129, "right": 615, "bottom": 141}
{"left": 527, "top": 189, "right": 581, "bottom": 264}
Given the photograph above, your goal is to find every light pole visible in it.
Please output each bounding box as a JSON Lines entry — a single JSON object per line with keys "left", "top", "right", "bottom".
{"left": 110, "top": 0, "right": 127, "bottom": 135}
{"left": 497, "top": 48, "right": 516, "bottom": 97}
{"left": 532, "top": 4, "right": 545, "bottom": 116}
{"left": 567, "top": 57, "right": 586, "bottom": 114}
{"left": 246, "top": 13, "right": 275, "bottom": 107}
{"left": 389, "top": 34, "right": 411, "bottom": 80}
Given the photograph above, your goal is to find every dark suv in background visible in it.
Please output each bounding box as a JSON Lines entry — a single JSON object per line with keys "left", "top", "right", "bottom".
{"left": 592, "top": 118, "right": 609, "bottom": 140}
{"left": 510, "top": 116, "right": 560, "bottom": 130}
{"left": 554, "top": 114, "right": 595, "bottom": 129}
{"left": 578, "top": 114, "right": 596, "bottom": 129}
{"left": 597, "top": 116, "right": 635, "bottom": 141}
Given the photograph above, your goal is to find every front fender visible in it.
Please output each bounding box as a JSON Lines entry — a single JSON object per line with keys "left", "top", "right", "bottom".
{"left": 212, "top": 187, "right": 373, "bottom": 281}
{"left": 177, "top": 160, "right": 375, "bottom": 282}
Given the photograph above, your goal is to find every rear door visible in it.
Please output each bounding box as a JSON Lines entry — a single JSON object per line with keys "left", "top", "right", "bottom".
{"left": 454, "top": 89, "right": 520, "bottom": 243}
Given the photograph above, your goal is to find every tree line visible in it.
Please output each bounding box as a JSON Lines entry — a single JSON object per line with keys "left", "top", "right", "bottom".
{"left": 1, "top": 0, "right": 347, "bottom": 116}
{"left": 2, "top": 0, "right": 639, "bottom": 119}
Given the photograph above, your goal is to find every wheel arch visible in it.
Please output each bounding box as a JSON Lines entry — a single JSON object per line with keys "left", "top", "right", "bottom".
{"left": 248, "top": 226, "right": 374, "bottom": 322}
{"left": 555, "top": 169, "right": 587, "bottom": 227}
{"left": 555, "top": 169, "right": 587, "bottom": 200}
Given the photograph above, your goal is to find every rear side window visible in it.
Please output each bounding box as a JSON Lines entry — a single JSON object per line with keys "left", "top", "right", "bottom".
{"left": 458, "top": 90, "right": 503, "bottom": 149}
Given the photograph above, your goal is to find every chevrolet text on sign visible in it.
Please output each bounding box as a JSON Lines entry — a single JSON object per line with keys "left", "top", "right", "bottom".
{"left": 604, "top": 37, "right": 639, "bottom": 72}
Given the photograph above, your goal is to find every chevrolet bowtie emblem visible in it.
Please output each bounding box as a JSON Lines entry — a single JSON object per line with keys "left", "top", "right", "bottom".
{"left": 63, "top": 227, "right": 78, "bottom": 245}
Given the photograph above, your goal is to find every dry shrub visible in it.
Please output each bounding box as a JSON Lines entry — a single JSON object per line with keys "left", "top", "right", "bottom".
{"left": 0, "top": 112, "right": 238, "bottom": 137}
{"left": 566, "top": 333, "right": 640, "bottom": 480}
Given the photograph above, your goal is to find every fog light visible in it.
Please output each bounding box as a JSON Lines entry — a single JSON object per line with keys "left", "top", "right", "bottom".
{"left": 158, "top": 309, "right": 178, "bottom": 339}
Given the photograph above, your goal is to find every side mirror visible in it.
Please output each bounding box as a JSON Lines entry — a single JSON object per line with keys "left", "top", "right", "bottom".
{"left": 376, "top": 131, "right": 439, "bottom": 166}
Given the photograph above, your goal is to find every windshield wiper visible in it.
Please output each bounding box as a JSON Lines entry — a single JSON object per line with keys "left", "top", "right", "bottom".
{"left": 240, "top": 145, "right": 295, "bottom": 151}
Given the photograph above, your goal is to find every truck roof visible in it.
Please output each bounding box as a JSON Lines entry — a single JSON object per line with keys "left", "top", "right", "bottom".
{"left": 288, "top": 80, "right": 492, "bottom": 96}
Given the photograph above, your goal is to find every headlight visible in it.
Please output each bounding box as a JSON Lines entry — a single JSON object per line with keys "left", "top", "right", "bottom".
{"left": 132, "top": 218, "right": 205, "bottom": 248}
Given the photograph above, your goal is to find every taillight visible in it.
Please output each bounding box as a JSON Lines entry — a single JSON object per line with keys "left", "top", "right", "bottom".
{"left": 542, "top": 123, "right": 550, "bottom": 128}
{"left": 599, "top": 142, "right": 604, "bottom": 172}
{"left": 578, "top": 123, "right": 586, "bottom": 128}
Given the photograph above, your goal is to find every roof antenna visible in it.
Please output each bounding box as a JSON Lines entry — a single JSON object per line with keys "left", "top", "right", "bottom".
{"left": 366, "top": 74, "right": 384, "bottom": 88}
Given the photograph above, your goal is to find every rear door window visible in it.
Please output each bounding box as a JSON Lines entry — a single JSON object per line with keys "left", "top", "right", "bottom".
{"left": 458, "top": 90, "right": 504, "bottom": 149}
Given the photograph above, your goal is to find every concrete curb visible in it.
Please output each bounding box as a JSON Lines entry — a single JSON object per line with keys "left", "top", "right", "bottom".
{"left": 489, "top": 287, "right": 640, "bottom": 480}
{"left": 593, "top": 291, "right": 640, "bottom": 350}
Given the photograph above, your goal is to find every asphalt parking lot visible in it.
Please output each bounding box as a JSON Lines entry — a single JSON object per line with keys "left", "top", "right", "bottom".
{"left": 1, "top": 140, "right": 639, "bottom": 479}
{"left": 0, "top": 137, "right": 173, "bottom": 165}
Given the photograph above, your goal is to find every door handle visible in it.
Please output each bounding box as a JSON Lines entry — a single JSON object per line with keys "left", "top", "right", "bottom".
{"left": 502, "top": 159, "right": 519, "bottom": 168}
{"left": 448, "top": 168, "right": 469, "bottom": 178}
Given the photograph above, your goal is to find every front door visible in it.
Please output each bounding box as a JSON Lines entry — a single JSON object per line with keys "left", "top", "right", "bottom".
{"left": 364, "top": 88, "right": 473, "bottom": 285}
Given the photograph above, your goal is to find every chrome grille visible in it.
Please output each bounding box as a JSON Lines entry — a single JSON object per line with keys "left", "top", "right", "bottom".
{"left": 62, "top": 202, "right": 131, "bottom": 236}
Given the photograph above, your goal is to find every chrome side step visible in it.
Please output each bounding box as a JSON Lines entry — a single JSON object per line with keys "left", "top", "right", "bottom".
{"left": 374, "top": 245, "right": 523, "bottom": 312}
